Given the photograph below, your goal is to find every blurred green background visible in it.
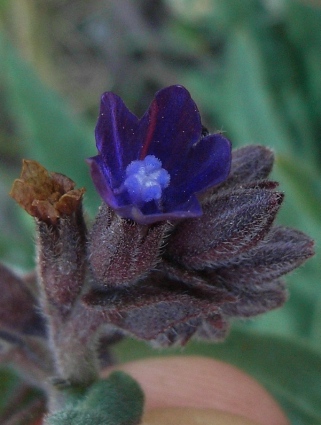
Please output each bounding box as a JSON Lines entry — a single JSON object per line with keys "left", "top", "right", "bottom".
{"left": 0, "top": 0, "right": 320, "bottom": 423}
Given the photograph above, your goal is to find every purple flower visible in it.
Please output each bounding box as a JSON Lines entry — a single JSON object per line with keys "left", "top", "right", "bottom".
{"left": 87, "top": 85, "right": 231, "bottom": 224}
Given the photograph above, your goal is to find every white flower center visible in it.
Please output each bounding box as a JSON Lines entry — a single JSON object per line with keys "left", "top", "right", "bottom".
{"left": 123, "top": 155, "right": 170, "bottom": 204}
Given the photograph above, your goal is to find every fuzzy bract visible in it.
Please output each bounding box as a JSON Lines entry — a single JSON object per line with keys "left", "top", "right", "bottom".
{"left": 87, "top": 85, "right": 231, "bottom": 224}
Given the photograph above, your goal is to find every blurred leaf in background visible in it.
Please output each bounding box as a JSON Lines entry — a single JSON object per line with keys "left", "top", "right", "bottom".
{"left": 0, "top": 1, "right": 320, "bottom": 423}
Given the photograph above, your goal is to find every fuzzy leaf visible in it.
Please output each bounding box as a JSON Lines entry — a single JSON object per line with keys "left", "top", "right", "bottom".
{"left": 83, "top": 276, "right": 233, "bottom": 341}
{"left": 46, "top": 372, "right": 144, "bottom": 425}
{"left": 209, "top": 226, "right": 315, "bottom": 289}
{"left": 221, "top": 281, "right": 288, "bottom": 317}
{"left": 167, "top": 188, "right": 283, "bottom": 268}
{"left": 154, "top": 314, "right": 229, "bottom": 347}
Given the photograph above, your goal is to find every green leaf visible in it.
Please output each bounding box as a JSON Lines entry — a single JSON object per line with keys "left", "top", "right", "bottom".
{"left": 215, "top": 29, "right": 293, "bottom": 152}
{"left": 276, "top": 154, "right": 321, "bottom": 225}
{"left": 182, "top": 0, "right": 321, "bottom": 168}
{"left": 183, "top": 25, "right": 296, "bottom": 155}
{"left": 0, "top": 367, "right": 20, "bottom": 415}
{"left": 114, "top": 328, "right": 321, "bottom": 425}
{"left": 46, "top": 372, "right": 144, "bottom": 425}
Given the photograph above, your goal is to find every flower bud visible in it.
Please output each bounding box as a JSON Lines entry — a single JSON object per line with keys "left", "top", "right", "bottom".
{"left": 89, "top": 204, "right": 168, "bottom": 287}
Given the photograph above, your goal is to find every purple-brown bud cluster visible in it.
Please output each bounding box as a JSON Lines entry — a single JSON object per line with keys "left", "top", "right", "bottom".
{"left": 84, "top": 144, "right": 313, "bottom": 346}
{"left": 1, "top": 86, "right": 314, "bottom": 412}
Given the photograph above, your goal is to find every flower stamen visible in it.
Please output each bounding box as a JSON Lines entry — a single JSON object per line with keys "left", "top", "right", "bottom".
{"left": 123, "top": 155, "right": 170, "bottom": 204}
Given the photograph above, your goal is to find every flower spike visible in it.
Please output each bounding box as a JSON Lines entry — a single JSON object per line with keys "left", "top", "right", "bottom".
{"left": 4, "top": 86, "right": 315, "bottom": 423}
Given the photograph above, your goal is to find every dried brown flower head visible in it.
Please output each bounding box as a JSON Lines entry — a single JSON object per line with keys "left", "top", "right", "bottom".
{"left": 10, "top": 160, "right": 85, "bottom": 225}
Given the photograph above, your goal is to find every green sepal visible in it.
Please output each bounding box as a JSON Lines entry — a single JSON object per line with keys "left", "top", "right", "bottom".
{"left": 46, "top": 371, "right": 144, "bottom": 425}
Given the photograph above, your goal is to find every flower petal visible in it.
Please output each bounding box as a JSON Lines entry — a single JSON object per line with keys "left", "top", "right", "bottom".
{"left": 138, "top": 86, "right": 202, "bottom": 170}
{"left": 89, "top": 154, "right": 204, "bottom": 224}
{"left": 131, "top": 193, "right": 203, "bottom": 224}
{"left": 95, "top": 92, "right": 141, "bottom": 186}
{"left": 165, "top": 133, "right": 231, "bottom": 203}
{"left": 87, "top": 155, "right": 122, "bottom": 210}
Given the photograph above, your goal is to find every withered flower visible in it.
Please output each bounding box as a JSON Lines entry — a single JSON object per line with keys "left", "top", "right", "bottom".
{"left": 10, "top": 159, "right": 85, "bottom": 225}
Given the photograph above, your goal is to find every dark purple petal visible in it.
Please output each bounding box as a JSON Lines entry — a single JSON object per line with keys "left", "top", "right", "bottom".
{"left": 165, "top": 133, "right": 231, "bottom": 203}
{"left": 88, "top": 156, "right": 203, "bottom": 224}
{"left": 87, "top": 155, "right": 120, "bottom": 210}
{"left": 95, "top": 92, "right": 141, "bottom": 186}
{"left": 132, "top": 193, "right": 203, "bottom": 224}
{"left": 138, "top": 86, "right": 202, "bottom": 169}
